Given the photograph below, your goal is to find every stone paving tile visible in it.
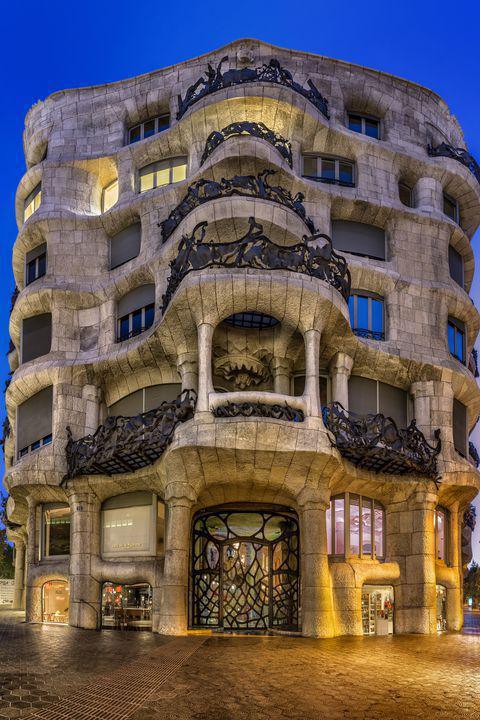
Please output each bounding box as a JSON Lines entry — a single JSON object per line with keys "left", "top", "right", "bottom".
{"left": 1, "top": 609, "right": 480, "bottom": 720}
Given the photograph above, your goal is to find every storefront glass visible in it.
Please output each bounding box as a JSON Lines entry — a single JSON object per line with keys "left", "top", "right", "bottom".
{"left": 435, "top": 508, "right": 447, "bottom": 562}
{"left": 101, "top": 492, "right": 162, "bottom": 557}
{"left": 328, "top": 494, "right": 384, "bottom": 559}
{"left": 42, "top": 504, "right": 70, "bottom": 557}
{"left": 42, "top": 580, "right": 69, "bottom": 624}
{"left": 436, "top": 584, "right": 447, "bottom": 631}
{"left": 361, "top": 585, "right": 394, "bottom": 635}
{"left": 101, "top": 582, "right": 152, "bottom": 630}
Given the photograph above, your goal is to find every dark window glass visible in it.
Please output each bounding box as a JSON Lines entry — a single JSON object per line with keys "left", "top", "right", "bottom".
{"left": 453, "top": 399, "right": 467, "bottom": 456}
{"left": 399, "top": 183, "right": 413, "bottom": 207}
{"left": 448, "top": 319, "right": 465, "bottom": 363}
{"left": 443, "top": 194, "right": 458, "bottom": 222}
{"left": 26, "top": 253, "right": 47, "bottom": 285}
{"left": 129, "top": 125, "right": 141, "bottom": 143}
{"left": 348, "top": 114, "right": 362, "bottom": 133}
{"left": 43, "top": 506, "right": 71, "bottom": 557}
{"left": 448, "top": 245, "right": 464, "bottom": 287}
{"left": 365, "top": 118, "right": 380, "bottom": 139}
{"left": 37, "top": 253, "right": 46, "bottom": 277}
{"left": 371, "top": 299, "right": 383, "bottom": 335}
{"left": 143, "top": 119, "right": 155, "bottom": 138}
{"left": 157, "top": 115, "right": 170, "bottom": 132}
{"left": 339, "top": 162, "right": 354, "bottom": 184}
{"left": 132, "top": 308, "right": 143, "bottom": 336}
{"left": 321, "top": 159, "right": 336, "bottom": 181}
{"left": 144, "top": 304, "right": 155, "bottom": 329}
{"left": 349, "top": 293, "right": 384, "bottom": 340}
{"left": 119, "top": 315, "right": 129, "bottom": 340}
{"left": 223, "top": 312, "right": 279, "bottom": 329}
{"left": 27, "top": 261, "right": 37, "bottom": 285}
{"left": 357, "top": 296, "right": 368, "bottom": 331}
{"left": 303, "top": 156, "right": 317, "bottom": 177}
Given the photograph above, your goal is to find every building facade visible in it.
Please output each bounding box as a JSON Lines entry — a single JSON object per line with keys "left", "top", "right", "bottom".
{"left": 3, "top": 39, "right": 480, "bottom": 637}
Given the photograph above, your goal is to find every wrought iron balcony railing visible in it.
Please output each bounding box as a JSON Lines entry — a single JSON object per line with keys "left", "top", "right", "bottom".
{"left": 177, "top": 56, "right": 329, "bottom": 120}
{"left": 200, "top": 121, "right": 293, "bottom": 168}
{"left": 322, "top": 402, "right": 441, "bottom": 478}
{"left": 469, "top": 348, "right": 479, "bottom": 378}
{"left": 161, "top": 217, "right": 351, "bottom": 312}
{"left": 353, "top": 328, "right": 385, "bottom": 341}
{"left": 213, "top": 400, "right": 305, "bottom": 422}
{"left": 469, "top": 441, "right": 479, "bottom": 468}
{"left": 159, "top": 169, "right": 316, "bottom": 244}
{"left": 64, "top": 390, "right": 196, "bottom": 479}
{"left": 427, "top": 143, "right": 480, "bottom": 185}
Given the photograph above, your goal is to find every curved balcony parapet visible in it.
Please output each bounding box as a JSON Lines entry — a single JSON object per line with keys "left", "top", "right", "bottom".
{"left": 161, "top": 217, "right": 351, "bottom": 312}
{"left": 322, "top": 401, "right": 441, "bottom": 479}
{"left": 177, "top": 56, "right": 329, "bottom": 121}
{"left": 200, "top": 121, "right": 293, "bottom": 168}
{"left": 159, "top": 169, "right": 316, "bottom": 244}
{"left": 427, "top": 142, "right": 480, "bottom": 185}
{"left": 209, "top": 390, "right": 307, "bottom": 421}
{"left": 64, "top": 390, "right": 196, "bottom": 480}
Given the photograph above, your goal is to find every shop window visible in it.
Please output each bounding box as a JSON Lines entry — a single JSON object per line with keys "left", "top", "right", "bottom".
{"left": 16, "top": 386, "right": 53, "bottom": 459}
{"left": 21, "top": 313, "right": 52, "bottom": 363}
{"left": 117, "top": 284, "right": 155, "bottom": 342}
{"left": 128, "top": 114, "right": 170, "bottom": 144}
{"left": 443, "top": 193, "right": 459, "bottom": 223}
{"left": 24, "top": 184, "right": 42, "bottom": 222}
{"left": 326, "top": 493, "right": 385, "bottom": 559}
{"left": 348, "top": 376, "right": 408, "bottom": 429}
{"left": 436, "top": 584, "right": 447, "bottom": 632}
{"left": 102, "top": 179, "right": 118, "bottom": 212}
{"left": 108, "top": 383, "right": 182, "bottom": 417}
{"left": 347, "top": 113, "right": 380, "bottom": 139}
{"left": 25, "top": 243, "right": 47, "bottom": 285}
{"left": 448, "top": 316, "right": 466, "bottom": 364}
{"left": 102, "top": 582, "right": 153, "bottom": 630}
{"left": 453, "top": 398, "right": 468, "bottom": 457}
{"left": 435, "top": 507, "right": 448, "bottom": 563}
{"left": 109, "top": 222, "right": 141, "bottom": 270}
{"left": 399, "top": 182, "right": 413, "bottom": 207}
{"left": 101, "top": 492, "right": 160, "bottom": 557}
{"left": 302, "top": 155, "right": 355, "bottom": 187}
{"left": 42, "top": 580, "right": 69, "bottom": 624}
{"left": 139, "top": 157, "right": 187, "bottom": 193}
{"left": 448, "top": 245, "right": 464, "bottom": 288}
{"left": 348, "top": 292, "right": 384, "bottom": 340}
{"left": 41, "top": 504, "right": 70, "bottom": 557}
{"left": 331, "top": 220, "right": 386, "bottom": 260}
{"left": 362, "top": 586, "right": 394, "bottom": 635}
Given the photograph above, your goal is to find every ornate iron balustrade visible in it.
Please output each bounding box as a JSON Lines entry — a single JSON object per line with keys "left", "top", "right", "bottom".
{"left": 200, "top": 121, "right": 293, "bottom": 167}
{"left": 159, "top": 169, "right": 315, "bottom": 244}
{"left": 322, "top": 402, "right": 441, "bottom": 478}
{"left": 161, "top": 217, "right": 351, "bottom": 312}
{"left": 213, "top": 400, "right": 305, "bottom": 422}
{"left": 469, "top": 441, "right": 480, "bottom": 468}
{"left": 64, "top": 390, "right": 196, "bottom": 479}
{"left": 428, "top": 143, "right": 480, "bottom": 185}
{"left": 177, "top": 56, "right": 329, "bottom": 120}
{"left": 303, "top": 175, "right": 355, "bottom": 189}
{"left": 469, "top": 348, "right": 479, "bottom": 378}
{"left": 462, "top": 504, "right": 477, "bottom": 566}
{"left": 353, "top": 328, "right": 385, "bottom": 341}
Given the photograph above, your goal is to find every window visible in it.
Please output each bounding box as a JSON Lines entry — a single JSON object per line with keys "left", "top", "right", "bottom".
{"left": 453, "top": 398, "right": 467, "bottom": 457}
{"left": 117, "top": 284, "right": 155, "bottom": 342}
{"left": 25, "top": 243, "right": 47, "bottom": 285}
{"left": 448, "top": 317, "right": 465, "bottom": 364}
{"left": 292, "top": 375, "right": 329, "bottom": 406}
{"left": 16, "top": 386, "right": 53, "bottom": 459}
{"left": 348, "top": 114, "right": 380, "bottom": 139}
{"left": 24, "top": 184, "right": 42, "bottom": 222}
{"left": 108, "top": 383, "right": 182, "bottom": 416}
{"left": 399, "top": 182, "right": 413, "bottom": 207}
{"left": 109, "top": 223, "right": 141, "bottom": 270}
{"left": 348, "top": 292, "right": 384, "bottom": 340}
{"left": 326, "top": 493, "right": 385, "bottom": 558}
{"left": 102, "top": 179, "right": 118, "bottom": 212}
{"left": 128, "top": 114, "right": 170, "bottom": 144}
{"left": 348, "top": 375, "right": 408, "bottom": 429}
{"left": 42, "top": 504, "right": 70, "bottom": 557}
{"left": 443, "top": 193, "right": 459, "bottom": 223}
{"left": 139, "top": 157, "right": 187, "bottom": 193}
{"left": 42, "top": 581, "right": 69, "bottom": 624}
{"left": 331, "top": 220, "right": 386, "bottom": 260}
{"left": 101, "top": 492, "right": 159, "bottom": 557}
{"left": 448, "top": 245, "right": 464, "bottom": 288}
{"left": 223, "top": 312, "right": 279, "bottom": 329}
{"left": 435, "top": 507, "right": 448, "bottom": 563}
{"left": 302, "top": 155, "right": 355, "bottom": 187}
{"left": 21, "top": 314, "right": 52, "bottom": 363}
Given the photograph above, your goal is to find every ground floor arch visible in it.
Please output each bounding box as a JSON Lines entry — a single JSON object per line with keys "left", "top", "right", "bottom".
{"left": 42, "top": 580, "right": 69, "bottom": 624}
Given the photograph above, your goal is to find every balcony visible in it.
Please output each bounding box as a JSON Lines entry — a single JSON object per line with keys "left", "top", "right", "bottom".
{"left": 469, "top": 441, "right": 479, "bottom": 468}
{"left": 161, "top": 217, "right": 351, "bottom": 312}
{"left": 428, "top": 143, "right": 480, "bottom": 185}
{"left": 322, "top": 402, "right": 441, "bottom": 478}
{"left": 200, "top": 121, "right": 293, "bottom": 168}
{"left": 64, "top": 390, "right": 196, "bottom": 479}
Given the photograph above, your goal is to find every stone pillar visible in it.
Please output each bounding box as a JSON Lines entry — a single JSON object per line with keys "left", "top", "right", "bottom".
{"left": 298, "top": 488, "right": 334, "bottom": 637}
{"left": 329, "top": 352, "right": 354, "bottom": 408}
{"left": 82, "top": 384, "right": 102, "bottom": 435}
{"left": 157, "top": 487, "right": 195, "bottom": 635}
{"left": 68, "top": 492, "right": 101, "bottom": 630}
{"left": 390, "top": 489, "right": 437, "bottom": 634}
{"left": 413, "top": 177, "right": 444, "bottom": 213}
{"left": 446, "top": 504, "right": 463, "bottom": 631}
{"left": 303, "top": 329, "right": 321, "bottom": 417}
{"left": 177, "top": 353, "right": 199, "bottom": 393}
{"left": 25, "top": 498, "right": 39, "bottom": 623}
{"left": 196, "top": 322, "right": 214, "bottom": 412}
{"left": 12, "top": 539, "right": 26, "bottom": 610}
{"left": 272, "top": 357, "right": 292, "bottom": 395}
{"left": 411, "top": 378, "right": 454, "bottom": 463}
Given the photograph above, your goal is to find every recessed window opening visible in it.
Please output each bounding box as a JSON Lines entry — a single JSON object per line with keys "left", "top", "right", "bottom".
{"left": 348, "top": 292, "right": 384, "bottom": 340}
{"left": 302, "top": 155, "right": 355, "bottom": 187}
{"left": 25, "top": 243, "right": 47, "bottom": 285}
{"left": 223, "top": 312, "right": 279, "bottom": 329}
{"left": 448, "top": 317, "right": 466, "bottom": 364}
{"left": 118, "top": 304, "right": 154, "bottom": 342}
{"left": 128, "top": 115, "right": 170, "bottom": 144}
{"left": 102, "top": 179, "right": 119, "bottom": 212}
{"left": 443, "top": 193, "right": 459, "bottom": 223}
{"left": 348, "top": 114, "right": 380, "bottom": 139}
{"left": 326, "top": 493, "right": 385, "bottom": 559}
{"left": 139, "top": 157, "right": 187, "bottom": 193}
{"left": 24, "top": 184, "right": 42, "bottom": 222}
{"left": 399, "top": 182, "right": 413, "bottom": 207}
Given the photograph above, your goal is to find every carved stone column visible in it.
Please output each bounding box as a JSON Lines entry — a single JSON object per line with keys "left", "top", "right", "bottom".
{"left": 25, "top": 498, "right": 40, "bottom": 623}
{"left": 68, "top": 491, "right": 101, "bottom": 630}
{"left": 272, "top": 357, "right": 292, "bottom": 395}
{"left": 157, "top": 486, "right": 195, "bottom": 635}
{"left": 413, "top": 176, "right": 444, "bottom": 213}
{"left": 12, "top": 539, "right": 26, "bottom": 610}
{"left": 177, "top": 353, "right": 199, "bottom": 393}
{"left": 303, "top": 329, "right": 321, "bottom": 417}
{"left": 298, "top": 488, "right": 334, "bottom": 637}
{"left": 446, "top": 503, "right": 463, "bottom": 631}
{"left": 329, "top": 352, "right": 354, "bottom": 409}
{"left": 196, "top": 322, "right": 215, "bottom": 412}
{"left": 411, "top": 378, "right": 454, "bottom": 465}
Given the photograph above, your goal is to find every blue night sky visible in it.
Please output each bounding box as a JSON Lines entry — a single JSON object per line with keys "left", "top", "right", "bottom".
{"left": 1, "top": 0, "right": 480, "bottom": 555}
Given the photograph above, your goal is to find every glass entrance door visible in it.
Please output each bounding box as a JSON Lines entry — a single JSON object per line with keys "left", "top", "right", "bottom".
{"left": 222, "top": 542, "right": 269, "bottom": 629}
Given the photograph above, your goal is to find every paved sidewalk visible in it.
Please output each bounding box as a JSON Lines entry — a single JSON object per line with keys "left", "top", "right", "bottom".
{"left": 1, "top": 609, "right": 479, "bottom": 720}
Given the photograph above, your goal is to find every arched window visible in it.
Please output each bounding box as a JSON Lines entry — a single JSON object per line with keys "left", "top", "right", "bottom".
{"left": 399, "top": 182, "right": 413, "bottom": 207}
{"left": 102, "top": 179, "right": 118, "bottom": 212}
{"left": 109, "top": 223, "right": 141, "bottom": 269}
{"left": 116, "top": 284, "right": 155, "bottom": 342}
{"left": 348, "top": 291, "right": 384, "bottom": 340}
{"left": 326, "top": 493, "right": 385, "bottom": 559}
{"left": 24, "top": 184, "right": 42, "bottom": 222}
{"left": 42, "top": 580, "right": 69, "bottom": 624}
{"left": 128, "top": 114, "right": 169, "bottom": 144}
{"left": 139, "top": 157, "right": 187, "bottom": 193}
{"left": 25, "top": 242, "right": 47, "bottom": 285}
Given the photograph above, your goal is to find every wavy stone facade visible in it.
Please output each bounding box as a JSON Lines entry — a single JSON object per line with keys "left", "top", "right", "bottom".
{"left": 3, "top": 39, "right": 480, "bottom": 637}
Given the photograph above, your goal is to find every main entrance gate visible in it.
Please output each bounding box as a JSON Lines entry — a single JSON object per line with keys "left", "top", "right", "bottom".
{"left": 190, "top": 507, "right": 299, "bottom": 631}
